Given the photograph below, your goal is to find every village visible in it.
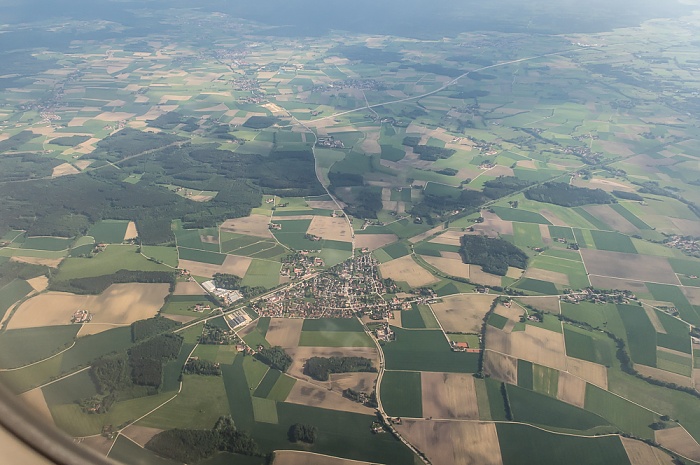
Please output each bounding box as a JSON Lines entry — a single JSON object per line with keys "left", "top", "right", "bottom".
{"left": 560, "top": 287, "right": 638, "bottom": 305}
{"left": 253, "top": 254, "right": 434, "bottom": 319}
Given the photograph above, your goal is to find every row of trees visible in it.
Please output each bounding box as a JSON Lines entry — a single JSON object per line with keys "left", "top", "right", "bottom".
{"left": 50, "top": 270, "right": 176, "bottom": 295}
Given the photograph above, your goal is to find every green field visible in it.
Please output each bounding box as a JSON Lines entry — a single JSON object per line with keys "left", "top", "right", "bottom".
{"left": 0, "top": 279, "right": 33, "bottom": 321}
{"left": 383, "top": 327, "right": 479, "bottom": 373}
{"left": 617, "top": 304, "right": 657, "bottom": 367}
{"left": 584, "top": 384, "right": 657, "bottom": 439}
{"left": 491, "top": 206, "right": 551, "bottom": 225}
{"left": 380, "top": 371, "right": 422, "bottom": 418}
{"left": 141, "top": 246, "right": 179, "bottom": 267}
{"left": 589, "top": 230, "right": 637, "bottom": 254}
{"left": 87, "top": 220, "right": 130, "bottom": 244}
{"left": 178, "top": 247, "right": 226, "bottom": 265}
{"left": 655, "top": 309, "right": 691, "bottom": 354}
{"left": 22, "top": 236, "right": 73, "bottom": 251}
{"left": 42, "top": 369, "right": 98, "bottom": 406}
{"left": 241, "top": 259, "right": 281, "bottom": 289}
{"left": 139, "top": 375, "right": 229, "bottom": 429}
{"left": 656, "top": 349, "right": 692, "bottom": 377}
{"left": 301, "top": 318, "right": 364, "bottom": 332}
{"left": 496, "top": 423, "right": 631, "bottom": 465}
{"left": 55, "top": 245, "right": 170, "bottom": 281}
{"left": 512, "top": 278, "right": 558, "bottom": 295}
{"left": 513, "top": 222, "right": 544, "bottom": 249}
{"left": 174, "top": 228, "right": 221, "bottom": 252}
{"left": 251, "top": 396, "right": 278, "bottom": 424}
{"left": 488, "top": 313, "right": 509, "bottom": 329}
{"left": 507, "top": 384, "right": 610, "bottom": 431}
{"left": 609, "top": 203, "right": 652, "bottom": 230}
{"left": 517, "top": 360, "right": 533, "bottom": 389}
{"left": 298, "top": 331, "right": 374, "bottom": 347}
{"left": 0, "top": 325, "right": 80, "bottom": 369}
{"left": 563, "top": 325, "right": 614, "bottom": 366}
{"left": 382, "top": 242, "right": 410, "bottom": 260}
{"left": 646, "top": 283, "right": 700, "bottom": 325}
{"left": 532, "top": 364, "right": 559, "bottom": 397}
{"left": 108, "top": 435, "right": 181, "bottom": 465}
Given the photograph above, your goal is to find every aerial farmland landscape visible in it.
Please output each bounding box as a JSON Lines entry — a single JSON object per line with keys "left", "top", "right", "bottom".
{"left": 1, "top": 0, "right": 700, "bottom": 464}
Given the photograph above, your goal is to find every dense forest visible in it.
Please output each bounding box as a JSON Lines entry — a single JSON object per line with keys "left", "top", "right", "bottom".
{"left": 304, "top": 356, "right": 376, "bottom": 381}
{"left": 288, "top": 423, "right": 318, "bottom": 444}
{"left": 344, "top": 187, "right": 383, "bottom": 219}
{"left": 146, "top": 416, "right": 260, "bottom": 463}
{"left": 213, "top": 273, "right": 242, "bottom": 290}
{"left": 0, "top": 129, "right": 325, "bottom": 243}
{"left": 131, "top": 316, "right": 181, "bottom": 342}
{"left": 128, "top": 334, "right": 183, "bottom": 387}
{"left": 90, "top": 354, "right": 132, "bottom": 395}
{"left": 255, "top": 346, "right": 292, "bottom": 372}
{"left": 459, "top": 235, "right": 528, "bottom": 276}
{"left": 612, "top": 190, "right": 644, "bottom": 201}
{"left": 411, "top": 177, "right": 533, "bottom": 221}
{"left": 524, "top": 182, "right": 614, "bottom": 207}
{"left": 183, "top": 358, "right": 221, "bottom": 376}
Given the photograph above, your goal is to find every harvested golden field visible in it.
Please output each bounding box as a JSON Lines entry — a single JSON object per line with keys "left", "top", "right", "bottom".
{"left": 306, "top": 200, "right": 342, "bottom": 210}
{"left": 636, "top": 365, "right": 693, "bottom": 388}
{"left": 589, "top": 275, "right": 649, "bottom": 294}
{"left": 422, "top": 255, "right": 470, "bottom": 279}
{"left": 408, "top": 225, "right": 445, "bottom": 244}
{"left": 220, "top": 214, "right": 273, "bottom": 238}
{"left": 162, "top": 314, "right": 198, "bottom": 323}
{"left": 431, "top": 294, "right": 496, "bottom": 333}
{"left": 468, "top": 267, "right": 502, "bottom": 287}
{"left": 506, "top": 325, "right": 567, "bottom": 371}
{"left": 642, "top": 305, "right": 666, "bottom": 333}
{"left": 557, "top": 371, "right": 586, "bottom": 408}
{"left": 429, "top": 230, "right": 465, "bottom": 247}
{"left": 583, "top": 205, "right": 639, "bottom": 235}
{"left": 77, "top": 435, "right": 114, "bottom": 456}
{"left": 483, "top": 348, "right": 517, "bottom": 384}
{"left": 124, "top": 221, "right": 138, "bottom": 241}
{"left": 26, "top": 276, "right": 49, "bottom": 293}
{"left": 524, "top": 268, "right": 569, "bottom": 286}
{"left": 682, "top": 287, "right": 700, "bottom": 306}
{"left": 396, "top": 420, "right": 503, "bottom": 465}
{"left": 173, "top": 281, "right": 205, "bottom": 295}
{"left": 566, "top": 357, "right": 608, "bottom": 389}
{"left": 354, "top": 234, "right": 398, "bottom": 251}
{"left": 621, "top": 437, "right": 675, "bottom": 465}
{"left": 307, "top": 216, "right": 352, "bottom": 242}
{"left": 179, "top": 255, "right": 253, "bottom": 279}
{"left": 330, "top": 372, "right": 377, "bottom": 395}
{"left": 655, "top": 427, "right": 700, "bottom": 461}
{"left": 10, "top": 256, "right": 63, "bottom": 268}
{"left": 581, "top": 249, "right": 679, "bottom": 285}
{"left": 272, "top": 450, "right": 374, "bottom": 465}
{"left": 473, "top": 211, "right": 513, "bottom": 237}
{"left": 8, "top": 284, "right": 169, "bottom": 331}
{"left": 52, "top": 163, "right": 79, "bottom": 177}
{"left": 286, "top": 380, "right": 372, "bottom": 414}
{"left": 378, "top": 255, "right": 438, "bottom": 288}
{"left": 421, "top": 372, "right": 479, "bottom": 420}
{"left": 287, "top": 347, "right": 379, "bottom": 386}
{"left": 515, "top": 296, "right": 560, "bottom": 313}
{"left": 493, "top": 303, "right": 524, "bottom": 321}
{"left": 20, "top": 388, "right": 52, "bottom": 423}
{"left": 122, "top": 425, "right": 163, "bottom": 447}
{"left": 264, "top": 318, "right": 303, "bottom": 348}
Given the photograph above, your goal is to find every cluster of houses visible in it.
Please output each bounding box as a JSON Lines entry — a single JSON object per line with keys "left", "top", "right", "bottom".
{"left": 374, "top": 323, "right": 395, "bottom": 342}
{"left": 665, "top": 235, "right": 700, "bottom": 258}
{"left": 316, "top": 136, "right": 345, "bottom": 148}
{"left": 450, "top": 340, "right": 480, "bottom": 353}
{"left": 202, "top": 280, "right": 244, "bottom": 305}
{"left": 280, "top": 252, "right": 324, "bottom": 279}
{"left": 71, "top": 309, "right": 92, "bottom": 324}
{"left": 560, "top": 287, "right": 637, "bottom": 305}
{"left": 255, "top": 255, "right": 395, "bottom": 318}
